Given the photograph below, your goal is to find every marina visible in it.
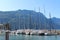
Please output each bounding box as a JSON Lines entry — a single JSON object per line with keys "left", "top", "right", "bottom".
{"left": 0, "top": 13, "right": 59, "bottom": 40}
{"left": 0, "top": 10, "right": 59, "bottom": 40}
{"left": 0, "top": 0, "right": 60, "bottom": 40}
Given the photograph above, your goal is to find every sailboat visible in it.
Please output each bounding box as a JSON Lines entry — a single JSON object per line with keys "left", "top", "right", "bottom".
{"left": 25, "top": 13, "right": 32, "bottom": 35}
{"left": 47, "top": 13, "right": 58, "bottom": 35}
{"left": 16, "top": 14, "right": 25, "bottom": 35}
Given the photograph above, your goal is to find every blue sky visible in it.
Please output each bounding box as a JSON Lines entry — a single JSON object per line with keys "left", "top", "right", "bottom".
{"left": 0, "top": 0, "right": 60, "bottom": 18}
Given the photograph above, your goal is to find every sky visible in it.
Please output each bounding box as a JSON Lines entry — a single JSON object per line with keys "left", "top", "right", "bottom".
{"left": 0, "top": 0, "right": 60, "bottom": 18}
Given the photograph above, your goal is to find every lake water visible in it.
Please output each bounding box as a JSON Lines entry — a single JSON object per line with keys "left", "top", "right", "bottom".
{"left": 0, "top": 35, "right": 60, "bottom": 40}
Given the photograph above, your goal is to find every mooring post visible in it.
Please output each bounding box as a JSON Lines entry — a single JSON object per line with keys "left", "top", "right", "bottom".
{"left": 5, "top": 23, "right": 10, "bottom": 40}
{"left": 5, "top": 31, "right": 9, "bottom": 40}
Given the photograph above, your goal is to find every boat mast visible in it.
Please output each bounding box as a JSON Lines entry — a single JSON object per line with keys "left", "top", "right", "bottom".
{"left": 49, "top": 13, "right": 51, "bottom": 33}
{"left": 24, "top": 14, "right": 25, "bottom": 30}
{"left": 34, "top": 8, "right": 37, "bottom": 30}
{"left": 38, "top": 7, "right": 41, "bottom": 30}
{"left": 30, "top": 12, "right": 31, "bottom": 29}
{"left": 27, "top": 12, "right": 31, "bottom": 30}
{"left": 19, "top": 14, "right": 20, "bottom": 29}
{"left": 49, "top": 13, "right": 56, "bottom": 33}
{"left": 44, "top": 7, "right": 46, "bottom": 30}
{"left": 38, "top": 7, "right": 43, "bottom": 30}
{"left": 28, "top": 14, "right": 29, "bottom": 29}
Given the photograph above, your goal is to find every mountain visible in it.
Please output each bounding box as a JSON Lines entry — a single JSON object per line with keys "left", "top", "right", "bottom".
{"left": 51, "top": 17, "right": 60, "bottom": 29}
{"left": 0, "top": 10, "right": 60, "bottom": 30}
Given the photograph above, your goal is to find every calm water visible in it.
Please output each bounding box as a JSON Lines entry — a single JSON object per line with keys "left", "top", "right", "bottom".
{"left": 0, "top": 35, "right": 60, "bottom": 40}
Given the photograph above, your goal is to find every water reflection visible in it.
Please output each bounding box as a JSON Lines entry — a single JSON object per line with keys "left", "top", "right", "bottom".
{"left": 0, "top": 35, "right": 60, "bottom": 40}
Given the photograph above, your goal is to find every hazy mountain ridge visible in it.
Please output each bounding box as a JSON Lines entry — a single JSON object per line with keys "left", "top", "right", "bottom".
{"left": 0, "top": 10, "right": 60, "bottom": 30}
